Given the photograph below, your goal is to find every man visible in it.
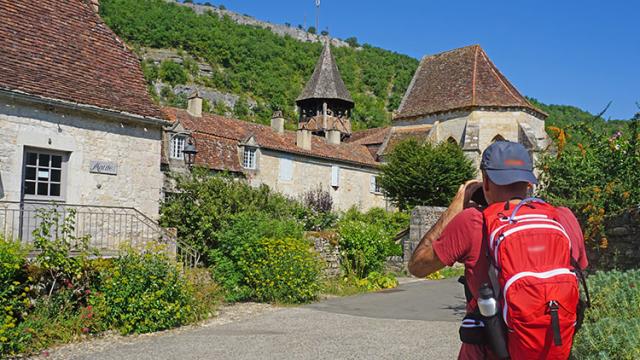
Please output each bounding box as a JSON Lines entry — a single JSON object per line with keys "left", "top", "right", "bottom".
{"left": 408, "top": 141, "right": 588, "bottom": 359}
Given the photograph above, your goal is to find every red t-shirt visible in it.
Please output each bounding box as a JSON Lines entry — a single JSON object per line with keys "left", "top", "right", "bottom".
{"left": 432, "top": 206, "right": 588, "bottom": 360}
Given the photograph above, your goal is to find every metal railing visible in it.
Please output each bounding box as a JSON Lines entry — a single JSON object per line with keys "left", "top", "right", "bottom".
{"left": 0, "top": 201, "right": 200, "bottom": 268}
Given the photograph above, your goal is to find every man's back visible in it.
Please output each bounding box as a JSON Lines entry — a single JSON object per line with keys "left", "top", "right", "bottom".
{"left": 431, "top": 204, "right": 588, "bottom": 359}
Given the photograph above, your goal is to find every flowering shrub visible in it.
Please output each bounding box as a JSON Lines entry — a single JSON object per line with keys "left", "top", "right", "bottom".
{"left": 239, "top": 237, "right": 322, "bottom": 303}
{"left": 209, "top": 213, "right": 322, "bottom": 303}
{"left": 89, "top": 247, "right": 196, "bottom": 334}
{"left": 338, "top": 220, "right": 389, "bottom": 278}
{"left": 0, "top": 238, "right": 29, "bottom": 356}
{"left": 572, "top": 270, "right": 640, "bottom": 359}
{"left": 538, "top": 114, "right": 640, "bottom": 269}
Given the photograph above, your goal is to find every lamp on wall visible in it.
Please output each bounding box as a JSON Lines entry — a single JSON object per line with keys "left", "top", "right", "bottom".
{"left": 183, "top": 138, "right": 198, "bottom": 169}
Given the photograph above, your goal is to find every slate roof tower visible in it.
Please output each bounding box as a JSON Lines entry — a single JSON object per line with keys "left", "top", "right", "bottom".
{"left": 296, "top": 41, "right": 354, "bottom": 142}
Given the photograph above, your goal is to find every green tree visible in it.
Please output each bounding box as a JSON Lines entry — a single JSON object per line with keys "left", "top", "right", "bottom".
{"left": 378, "top": 139, "right": 476, "bottom": 209}
{"left": 158, "top": 60, "right": 188, "bottom": 85}
{"left": 233, "top": 96, "right": 250, "bottom": 119}
{"left": 307, "top": 26, "right": 317, "bottom": 34}
{"left": 345, "top": 37, "right": 359, "bottom": 47}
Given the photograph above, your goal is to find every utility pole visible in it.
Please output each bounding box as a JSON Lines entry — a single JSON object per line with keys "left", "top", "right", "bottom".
{"left": 315, "top": 0, "right": 320, "bottom": 33}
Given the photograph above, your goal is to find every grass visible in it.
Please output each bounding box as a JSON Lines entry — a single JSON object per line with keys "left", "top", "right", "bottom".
{"left": 571, "top": 269, "right": 640, "bottom": 359}
{"left": 426, "top": 265, "right": 465, "bottom": 280}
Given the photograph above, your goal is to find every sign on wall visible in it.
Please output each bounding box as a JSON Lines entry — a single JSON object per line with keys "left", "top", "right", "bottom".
{"left": 90, "top": 160, "right": 117, "bottom": 175}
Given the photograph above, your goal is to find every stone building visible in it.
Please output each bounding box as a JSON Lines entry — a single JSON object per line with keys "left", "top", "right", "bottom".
{"left": 0, "top": 1, "right": 168, "bottom": 234}
{"left": 162, "top": 42, "right": 389, "bottom": 211}
{"left": 383, "top": 44, "right": 550, "bottom": 168}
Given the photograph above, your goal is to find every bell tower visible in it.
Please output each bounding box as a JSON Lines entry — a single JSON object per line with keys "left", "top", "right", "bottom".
{"left": 296, "top": 41, "right": 354, "bottom": 143}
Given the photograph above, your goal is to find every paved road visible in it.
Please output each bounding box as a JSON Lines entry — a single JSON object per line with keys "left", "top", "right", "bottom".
{"left": 63, "top": 278, "right": 467, "bottom": 360}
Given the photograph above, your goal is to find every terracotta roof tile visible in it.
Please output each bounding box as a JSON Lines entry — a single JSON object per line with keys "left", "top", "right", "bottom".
{"left": 169, "top": 108, "right": 379, "bottom": 169}
{"left": 395, "top": 45, "right": 545, "bottom": 121}
{"left": 347, "top": 127, "right": 391, "bottom": 145}
{"left": 0, "top": 0, "right": 164, "bottom": 119}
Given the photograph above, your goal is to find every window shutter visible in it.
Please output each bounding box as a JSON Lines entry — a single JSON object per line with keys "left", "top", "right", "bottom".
{"left": 370, "top": 175, "right": 376, "bottom": 193}
{"left": 331, "top": 166, "right": 340, "bottom": 187}
{"left": 279, "top": 157, "right": 293, "bottom": 181}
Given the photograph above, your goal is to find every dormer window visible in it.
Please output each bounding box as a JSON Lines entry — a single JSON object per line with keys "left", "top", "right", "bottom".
{"left": 243, "top": 147, "right": 257, "bottom": 169}
{"left": 170, "top": 135, "right": 186, "bottom": 160}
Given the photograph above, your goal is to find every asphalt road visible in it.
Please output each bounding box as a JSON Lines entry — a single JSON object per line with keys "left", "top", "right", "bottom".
{"left": 60, "top": 278, "right": 466, "bottom": 360}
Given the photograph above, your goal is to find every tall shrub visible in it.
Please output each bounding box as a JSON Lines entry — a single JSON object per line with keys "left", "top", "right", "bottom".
{"left": 379, "top": 139, "right": 476, "bottom": 210}
{"left": 0, "top": 239, "right": 29, "bottom": 355}
{"left": 538, "top": 114, "right": 640, "bottom": 267}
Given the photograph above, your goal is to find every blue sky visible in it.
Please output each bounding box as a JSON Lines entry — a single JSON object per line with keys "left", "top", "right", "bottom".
{"left": 196, "top": 0, "right": 639, "bottom": 120}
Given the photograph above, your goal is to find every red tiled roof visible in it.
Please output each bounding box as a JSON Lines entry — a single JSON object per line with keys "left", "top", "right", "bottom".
{"left": 166, "top": 108, "right": 380, "bottom": 170}
{"left": 0, "top": 0, "right": 164, "bottom": 120}
{"left": 395, "top": 45, "right": 545, "bottom": 121}
{"left": 347, "top": 127, "right": 391, "bottom": 145}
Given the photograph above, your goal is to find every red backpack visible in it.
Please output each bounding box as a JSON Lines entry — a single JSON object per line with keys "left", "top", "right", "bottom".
{"left": 483, "top": 198, "right": 587, "bottom": 360}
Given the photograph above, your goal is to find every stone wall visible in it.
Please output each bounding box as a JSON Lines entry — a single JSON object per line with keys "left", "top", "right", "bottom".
{"left": 250, "top": 149, "right": 388, "bottom": 211}
{"left": 404, "top": 206, "right": 447, "bottom": 264}
{"left": 0, "top": 96, "right": 164, "bottom": 219}
{"left": 593, "top": 208, "right": 640, "bottom": 270}
{"left": 306, "top": 232, "right": 341, "bottom": 277}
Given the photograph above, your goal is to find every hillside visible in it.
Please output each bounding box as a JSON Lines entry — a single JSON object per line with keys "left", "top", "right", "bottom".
{"left": 100, "top": 0, "right": 418, "bottom": 130}
{"left": 100, "top": 0, "right": 628, "bottom": 134}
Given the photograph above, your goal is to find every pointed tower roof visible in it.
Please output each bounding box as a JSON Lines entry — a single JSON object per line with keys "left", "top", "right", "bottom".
{"left": 395, "top": 45, "right": 546, "bottom": 120}
{"left": 296, "top": 41, "right": 353, "bottom": 105}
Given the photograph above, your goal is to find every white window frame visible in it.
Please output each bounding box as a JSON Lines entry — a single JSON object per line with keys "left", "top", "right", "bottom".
{"left": 243, "top": 147, "right": 257, "bottom": 170}
{"left": 170, "top": 135, "right": 186, "bottom": 160}
{"left": 370, "top": 175, "right": 383, "bottom": 194}
{"left": 22, "top": 148, "right": 67, "bottom": 201}
{"left": 279, "top": 157, "right": 293, "bottom": 181}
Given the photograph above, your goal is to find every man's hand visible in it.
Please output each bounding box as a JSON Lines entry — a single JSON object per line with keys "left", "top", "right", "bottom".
{"left": 407, "top": 179, "right": 480, "bottom": 278}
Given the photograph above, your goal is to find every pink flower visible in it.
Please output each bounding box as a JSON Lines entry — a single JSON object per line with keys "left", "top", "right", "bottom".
{"left": 82, "top": 327, "right": 90, "bottom": 334}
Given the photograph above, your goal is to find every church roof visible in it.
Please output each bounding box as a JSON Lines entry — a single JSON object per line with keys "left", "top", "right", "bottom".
{"left": 0, "top": 0, "right": 165, "bottom": 121}
{"left": 395, "top": 45, "right": 546, "bottom": 121}
{"left": 163, "top": 108, "right": 379, "bottom": 170}
{"left": 296, "top": 42, "right": 353, "bottom": 105}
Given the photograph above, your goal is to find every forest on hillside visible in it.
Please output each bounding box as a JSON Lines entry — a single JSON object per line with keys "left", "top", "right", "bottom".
{"left": 100, "top": 0, "right": 418, "bottom": 129}
{"left": 100, "top": 0, "right": 630, "bottom": 135}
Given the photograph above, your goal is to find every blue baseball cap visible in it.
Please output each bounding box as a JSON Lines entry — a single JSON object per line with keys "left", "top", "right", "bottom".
{"left": 480, "top": 141, "right": 537, "bottom": 185}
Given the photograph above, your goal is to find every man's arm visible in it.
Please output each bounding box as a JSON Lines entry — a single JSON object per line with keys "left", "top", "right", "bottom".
{"left": 408, "top": 180, "right": 480, "bottom": 278}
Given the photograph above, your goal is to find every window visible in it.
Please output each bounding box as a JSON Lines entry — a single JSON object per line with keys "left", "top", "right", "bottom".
{"left": 331, "top": 165, "right": 340, "bottom": 187}
{"left": 23, "top": 150, "right": 65, "bottom": 198}
{"left": 243, "top": 147, "right": 257, "bottom": 169}
{"left": 370, "top": 175, "right": 382, "bottom": 194}
{"left": 279, "top": 157, "right": 293, "bottom": 181}
{"left": 170, "top": 135, "right": 186, "bottom": 160}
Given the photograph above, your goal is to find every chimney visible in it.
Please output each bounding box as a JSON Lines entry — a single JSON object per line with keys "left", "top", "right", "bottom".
{"left": 326, "top": 129, "right": 341, "bottom": 145}
{"left": 270, "top": 110, "right": 285, "bottom": 134}
{"left": 89, "top": 0, "right": 100, "bottom": 12}
{"left": 296, "top": 129, "right": 312, "bottom": 150}
{"left": 187, "top": 90, "right": 202, "bottom": 117}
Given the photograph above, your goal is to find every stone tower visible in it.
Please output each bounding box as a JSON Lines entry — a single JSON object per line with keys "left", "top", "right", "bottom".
{"left": 296, "top": 41, "right": 354, "bottom": 144}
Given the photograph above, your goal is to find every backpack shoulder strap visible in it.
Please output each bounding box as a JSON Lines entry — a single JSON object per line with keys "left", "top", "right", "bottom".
{"left": 482, "top": 210, "right": 502, "bottom": 299}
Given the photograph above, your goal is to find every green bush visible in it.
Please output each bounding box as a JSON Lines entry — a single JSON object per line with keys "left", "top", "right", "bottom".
{"left": 337, "top": 208, "right": 409, "bottom": 277}
{"left": 158, "top": 60, "right": 188, "bottom": 85}
{"left": 239, "top": 237, "right": 322, "bottom": 303}
{"left": 161, "top": 170, "right": 320, "bottom": 257}
{"left": 0, "top": 238, "right": 29, "bottom": 355}
{"left": 338, "top": 220, "right": 389, "bottom": 277}
{"left": 89, "top": 247, "right": 195, "bottom": 334}
{"left": 209, "top": 213, "right": 306, "bottom": 302}
{"left": 572, "top": 270, "right": 640, "bottom": 359}
{"left": 379, "top": 139, "right": 476, "bottom": 210}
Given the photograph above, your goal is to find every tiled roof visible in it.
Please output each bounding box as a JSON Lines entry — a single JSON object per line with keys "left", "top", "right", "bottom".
{"left": 395, "top": 45, "right": 545, "bottom": 121}
{"left": 0, "top": 0, "right": 164, "bottom": 120}
{"left": 347, "top": 127, "right": 391, "bottom": 145}
{"left": 378, "top": 125, "right": 432, "bottom": 156}
{"left": 296, "top": 42, "right": 353, "bottom": 104}
{"left": 165, "top": 108, "right": 380, "bottom": 170}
